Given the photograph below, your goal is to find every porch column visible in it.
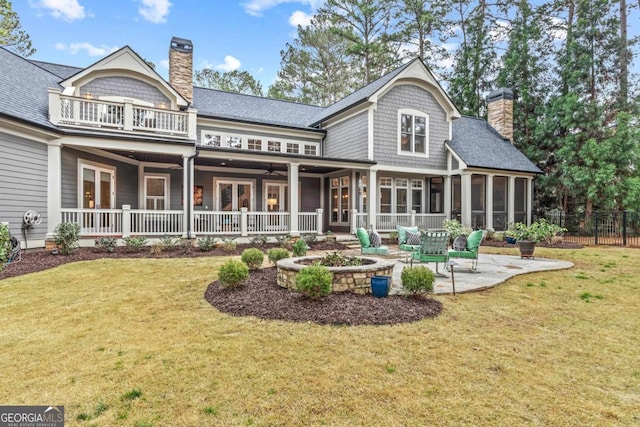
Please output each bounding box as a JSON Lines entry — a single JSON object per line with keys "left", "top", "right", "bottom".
{"left": 443, "top": 175, "right": 452, "bottom": 220}
{"left": 461, "top": 172, "right": 472, "bottom": 228}
{"left": 368, "top": 168, "right": 377, "bottom": 230}
{"left": 46, "top": 142, "right": 62, "bottom": 239}
{"left": 288, "top": 162, "right": 300, "bottom": 236}
{"left": 508, "top": 176, "right": 516, "bottom": 226}
{"left": 182, "top": 155, "right": 190, "bottom": 238}
{"left": 486, "top": 174, "right": 494, "bottom": 230}
{"left": 527, "top": 177, "right": 533, "bottom": 225}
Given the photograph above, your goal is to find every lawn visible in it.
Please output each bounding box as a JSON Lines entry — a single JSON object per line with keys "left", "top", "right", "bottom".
{"left": 0, "top": 246, "right": 639, "bottom": 426}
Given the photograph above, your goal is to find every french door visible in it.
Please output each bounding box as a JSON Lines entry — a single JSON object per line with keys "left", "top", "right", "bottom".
{"left": 265, "top": 182, "right": 288, "bottom": 212}
{"left": 216, "top": 180, "right": 254, "bottom": 211}
{"left": 80, "top": 163, "right": 115, "bottom": 233}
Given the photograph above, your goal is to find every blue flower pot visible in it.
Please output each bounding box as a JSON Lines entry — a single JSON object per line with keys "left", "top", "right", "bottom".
{"left": 371, "top": 275, "right": 391, "bottom": 298}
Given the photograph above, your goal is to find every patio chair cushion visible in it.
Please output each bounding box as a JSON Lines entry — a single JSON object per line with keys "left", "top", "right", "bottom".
{"left": 369, "top": 230, "right": 382, "bottom": 247}
{"left": 466, "top": 230, "right": 484, "bottom": 252}
{"left": 452, "top": 235, "right": 467, "bottom": 251}
{"left": 397, "top": 226, "right": 419, "bottom": 244}
{"left": 406, "top": 231, "right": 421, "bottom": 246}
{"left": 362, "top": 245, "right": 389, "bottom": 255}
{"left": 356, "top": 227, "right": 370, "bottom": 248}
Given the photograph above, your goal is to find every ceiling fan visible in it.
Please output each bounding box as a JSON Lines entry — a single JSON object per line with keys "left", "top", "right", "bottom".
{"left": 264, "top": 163, "right": 285, "bottom": 176}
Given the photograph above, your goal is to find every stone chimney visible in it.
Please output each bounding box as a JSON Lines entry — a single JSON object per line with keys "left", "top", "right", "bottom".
{"left": 169, "top": 37, "right": 193, "bottom": 104}
{"left": 486, "top": 88, "right": 514, "bottom": 142}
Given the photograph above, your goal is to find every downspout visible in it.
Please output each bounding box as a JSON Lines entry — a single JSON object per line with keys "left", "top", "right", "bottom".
{"left": 186, "top": 147, "right": 200, "bottom": 239}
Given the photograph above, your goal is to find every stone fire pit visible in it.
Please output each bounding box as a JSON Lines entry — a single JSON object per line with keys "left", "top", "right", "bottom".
{"left": 276, "top": 256, "right": 396, "bottom": 295}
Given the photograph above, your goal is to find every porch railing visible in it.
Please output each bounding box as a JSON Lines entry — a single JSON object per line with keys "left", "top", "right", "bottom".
{"left": 61, "top": 207, "right": 324, "bottom": 238}
{"left": 349, "top": 210, "right": 446, "bottom": 232}
{"left": 50, "top": 91, "right": 194, "bottom": 139}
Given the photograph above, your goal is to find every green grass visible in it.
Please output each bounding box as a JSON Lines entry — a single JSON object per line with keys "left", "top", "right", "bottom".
{"left": 1, "top": 248, "right": 639, "bottom": 425}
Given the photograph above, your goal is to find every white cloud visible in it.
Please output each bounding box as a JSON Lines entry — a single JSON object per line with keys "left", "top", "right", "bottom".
{"left": 138, "top": 0, "right": 172, "bottom": 23}
{"left": 159, "top": 59, "right": 170, "bottom": 69}
{"left": 288, "top": 10, "right": 312, "bottom": 27}
{"left": 489, "top": 20, "right": 511, "bottom": 43}
{"left": 55, "top": 42, "right": 119, "bottom": 56}
{"left": 216, "top": 55, "right": 241, "bottom": 72}
{"left": 35, "top": 0, "right": 86, "bottom": 21}
{"left": 242, "top": 0, "right": 322, "bottom": 17}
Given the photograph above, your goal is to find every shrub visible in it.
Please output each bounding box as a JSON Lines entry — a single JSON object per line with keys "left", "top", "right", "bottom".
{"left": 54, "top": 222, "right": 81, "bottom": 255}
{"left": 249, "top": 235, "right": 269, "bottom": 248}
{"left": 275, "top": 234, "right": 293, "bottom": 249}
{"left": 292, "top": 239, "right": 308, "bottom": 257}
{"left": 95, "top": 236, "right": 117, "bottom": 253}
{"left": 0, "top": 223, "right": 10, "bottom": 269}
{"left": 401, "top": 265, "right": 435, "bottom": 295}
{"left": 508, "top": 219, "right": 566, "bottom": 243}
{"left": 295, "top": 264, "right": 333, "bottom": 299}
{"left": 197, "top": 236, "right": 217, "bottom": 252}
{"left": 301, "top": 234, "right": 317, "bottom": 245}
{"left": 218, "top": 259, "right": 249, "bottom": 288}
{"left": 159, "top": 235, "right": 179, "bottom": 251}
{"left": 220, "top": 236, "right": 237, "bottom": 253}
{"left": 319, "top": 251, "right": 362, "bottom": 267}
{"left": 179, "top": 239, "right": 193, "bottom": 254}
{"left": 389, "top": 230, "right": 399, "bottom": 243}
{"left": 123, "top": 236, "right": 148, "bottom": 252}
{"left": 150, "top": 243, "right": 164, "bottom": 255}
{"left": 442, "top": 219, "right": 472, "bottom": 240}
{"left": 267, "top": 248, "right": 290, "bottom": 265}
{"left": 241, "top": 248, "right": 264, "bottom": 270}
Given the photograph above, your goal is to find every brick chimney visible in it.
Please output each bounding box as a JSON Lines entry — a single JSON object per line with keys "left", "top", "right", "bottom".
{"left": 486, "top": 88, "right": 514, "bottom": 142}
{"left": 169, "top": 37, "right": 193, "bottom": 104}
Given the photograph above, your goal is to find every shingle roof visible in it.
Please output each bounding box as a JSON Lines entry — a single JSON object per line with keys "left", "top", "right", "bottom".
{"left": 193, "top": 87, "right": 324, "bottom": 130}
{"left": 0, "top": 48, "right": 62, "bottom": 129}
{"left": 449, "top": 116, "right": 542, "bottom": 174}
{"left": 309, "top": 59, "right": 418, "bottom": 125}
{"left": 30, "top": 60, "right": 82, "bottom": 79}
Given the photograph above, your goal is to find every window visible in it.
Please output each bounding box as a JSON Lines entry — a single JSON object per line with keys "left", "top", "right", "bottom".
{"left": 216, "top": 179, "right": 253, "bottom": 211}
{"left": 286, "top": 143, "right": 299, "bottom": 154}
{"left": 145, "top": 176, "right": 168, "bottom": 210}
{"left": 493, "top": 176, "right": 508, "bottom": 231}
{"left": 268, "top": 140, "right": 281, "bottom": 152}
{"left": 429, "top": 177, "right": 443, "bottom": 213}
{"left": 451, "top": 175, "right": 461, "bottom": 221}
{"left": 411, "top": 180, "right": 423, "bottom": 213}
{"left": 396, "top": 178, "right": 408, "bottom": 213}
{"left": 330, "top": 176, "right": 350, "bottom": 223}
{"left": 399, "top": 110, "right": 428, "bottom": 155}
{"left": 304, "top": 145, "right": 317, "bottom": 156}
{"left": 202, "top": 133, "right": 221, "bottom": 147}
{"left": 379, "top": 177, "right": 393, "bottom": 214}
{"left": 471, "top": 174, "right": 486, "bottom": 228}
{"left": 514, "top": 178, "right": 527, "bottom": 224}
{"left": 248, "top": 138, "right": 262, "bottom": 150}
{"left": 226, "top": 136, "right": 242, "bottom": 149}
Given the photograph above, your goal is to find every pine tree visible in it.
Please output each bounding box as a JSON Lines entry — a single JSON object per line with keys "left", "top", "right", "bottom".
{"left": 193, "top": 69, "right": 263, "bottom": 96}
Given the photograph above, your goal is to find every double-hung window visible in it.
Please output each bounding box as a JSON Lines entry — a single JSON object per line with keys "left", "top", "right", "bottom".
{"left": 399, "top": 110, "right": 428, "bottom": 156}
{"left": 144, "top": 175, "right": 169, "bottom": 210}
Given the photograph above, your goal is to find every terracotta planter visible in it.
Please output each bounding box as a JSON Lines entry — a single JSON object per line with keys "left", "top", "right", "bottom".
{"left": 517, "top": 240, "right": 536, "bottom": 259}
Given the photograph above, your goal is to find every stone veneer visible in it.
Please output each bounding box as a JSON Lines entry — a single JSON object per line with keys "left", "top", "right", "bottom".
{"left": 276, "top": 256, "right": 396, "bottom": 295}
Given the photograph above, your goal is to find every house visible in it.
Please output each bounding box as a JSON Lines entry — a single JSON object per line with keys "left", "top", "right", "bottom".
{"left": 0, "top": 37, "right": 541, "bottom": 249}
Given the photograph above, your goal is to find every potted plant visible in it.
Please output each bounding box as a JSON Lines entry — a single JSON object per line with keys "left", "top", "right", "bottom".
{"left": 508, "top": 219, "right": 565, "bottom": 258}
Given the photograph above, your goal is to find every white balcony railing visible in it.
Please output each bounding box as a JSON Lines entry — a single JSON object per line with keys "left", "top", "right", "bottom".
{"left": 49, "top": 90, "right": 195, "bottom": 139}
{"left": 349, "top": 209, "right": 446, "bottom": 232}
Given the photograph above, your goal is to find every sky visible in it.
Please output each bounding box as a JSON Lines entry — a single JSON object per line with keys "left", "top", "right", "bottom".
{"left": 12, "top": 0, "right": 322, "bottom": 88}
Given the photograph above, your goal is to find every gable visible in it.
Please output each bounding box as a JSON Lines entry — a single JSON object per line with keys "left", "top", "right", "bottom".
{"left": 60, "top": 46, "right": 188, "bottom": 109}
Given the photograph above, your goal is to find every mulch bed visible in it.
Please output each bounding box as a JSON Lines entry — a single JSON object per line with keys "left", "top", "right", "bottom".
{"left": 204, "top": 267, "right": 443, "bottom": 326}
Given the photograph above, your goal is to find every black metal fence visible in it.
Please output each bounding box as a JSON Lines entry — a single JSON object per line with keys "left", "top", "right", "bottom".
{"left": 540, "top": 211, "right": 640, "bottom": 246}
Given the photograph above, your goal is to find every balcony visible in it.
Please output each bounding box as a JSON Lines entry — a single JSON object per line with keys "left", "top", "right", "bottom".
{"left": 48, "top": 89, "right": 197, "bottom": 140}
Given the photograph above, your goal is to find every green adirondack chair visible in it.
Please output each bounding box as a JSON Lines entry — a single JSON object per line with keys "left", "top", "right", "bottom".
{"left": 412, "top": 230, "right": 450, "bottom": 276}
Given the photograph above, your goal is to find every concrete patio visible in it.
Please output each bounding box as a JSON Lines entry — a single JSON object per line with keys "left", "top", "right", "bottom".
{"left": 389, "top": 253, "right": 574, "bottom": 295}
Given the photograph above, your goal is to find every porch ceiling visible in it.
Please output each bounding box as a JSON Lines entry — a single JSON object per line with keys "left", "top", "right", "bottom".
{"left": 108, "top": 150, "right": 348, "bottom": 174}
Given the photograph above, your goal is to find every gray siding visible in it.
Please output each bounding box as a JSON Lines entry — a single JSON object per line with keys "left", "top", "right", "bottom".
{"left": 61, "top": 148, "right": 139, "bottom": 209}
{"left": 0, "top": 132, "right": 48, "bottom": 242}
{"left": 323, "top": 111, "right": 368, "bottom": 159}
{"left": 374, "top": 84, "right": 449, "bottom": 169}
{"left": 80, "top": 76, "right": 170, "bottom": 107}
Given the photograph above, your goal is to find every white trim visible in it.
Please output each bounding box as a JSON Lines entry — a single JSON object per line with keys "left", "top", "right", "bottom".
{"left": 77, "top": 158, "right": 116, "bottom": 209}
{"left": 372, "top": 164, "right": 447, "bottom": 175}
{"left": 367, "top": 105, "right": 375, "bottom": 161}
{"left": 142, "top": 173, "right": 171, "bottom": 210}
{"left": 397, "top": 109, "right": 429, "bottom": 157}
{"left": 213, "top": 178, "right": 256, "bottom": 211}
